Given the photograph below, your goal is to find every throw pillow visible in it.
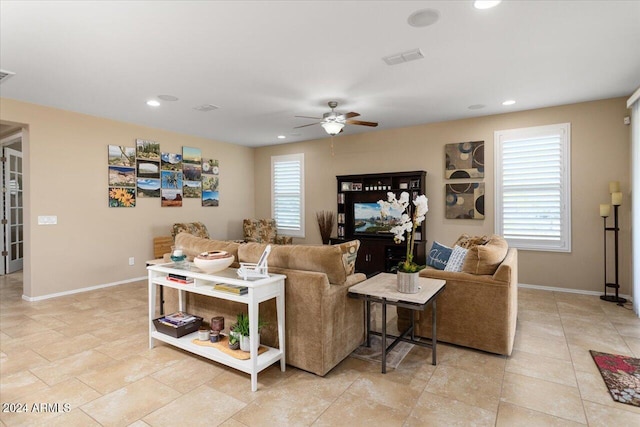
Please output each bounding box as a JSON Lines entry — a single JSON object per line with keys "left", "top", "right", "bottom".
{"left": 444, "top": 245, "right": 468, "bottom": 272}
{"left": 427, "top": 241, "right": 452, "bottom": 270}
{"left": 453, "top": 233, "right": 490, "bottom": 249}
{"left": 462, "top": 234, "right": 509, "bottom": 275}
{"left": 333, "top": 240, "right": 360, "bottom": 276}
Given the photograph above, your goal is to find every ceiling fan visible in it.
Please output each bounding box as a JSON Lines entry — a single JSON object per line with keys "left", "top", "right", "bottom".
{"left": 295, "top": 101, "right": 378, "bottom": 135}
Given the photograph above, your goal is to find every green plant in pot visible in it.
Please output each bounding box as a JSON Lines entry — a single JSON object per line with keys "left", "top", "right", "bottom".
{"left": 234, "top": 313, "right": 267, "bottom": 352}
{"left": 228, "top": 328, "right": 240, "bottom": 350}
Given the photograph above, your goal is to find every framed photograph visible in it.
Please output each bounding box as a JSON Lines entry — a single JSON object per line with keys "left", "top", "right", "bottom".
{"left": 337, "top": 193, "right": 345, "bottom": 204}
{"left": 399, "top": 182, "right": 409, "bottom": 190}
{"left": 352, "top": 183, "right": 362, "bottom": 191}
{"left": 341, "top": 182, "right": 352, "bottom": 191}
{"left": 410, "top": 179, "right": 420, "bottom": 189}
{"left": 338, "top": 213, "right": 345, "bottom": 224}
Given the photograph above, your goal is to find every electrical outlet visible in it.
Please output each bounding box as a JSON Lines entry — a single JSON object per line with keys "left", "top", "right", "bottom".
{"left": 129, "top": 257, "right": 135, "bottom": 266}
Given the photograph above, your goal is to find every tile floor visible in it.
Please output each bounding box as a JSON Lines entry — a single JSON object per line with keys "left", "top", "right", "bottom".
{"left": 1, "top": 272, "right": 640, "bottom": 426}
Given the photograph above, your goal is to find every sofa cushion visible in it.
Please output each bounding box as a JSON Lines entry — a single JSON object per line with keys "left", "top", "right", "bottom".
{"left": 333, "top": 240, "right": 360, "bottom": 276}
{"left": 427, "top": 241, "right": 452, "bottom": 270}
{"left": 238, "top": 242, "right": 356, "bottom": 285}
{"left": 174, "top": 232, "right": 240, "bottom": 261}
{"left": 444, "top": 245, "right": 468, "bottom": 272}
{"left": 462, "top": 234, "right": 508, "bottom": 275}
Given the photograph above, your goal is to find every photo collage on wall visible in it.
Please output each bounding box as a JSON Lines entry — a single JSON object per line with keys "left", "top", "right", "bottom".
{"left": 107, "top": 139, "right": 219, "bottom": 208}
{"left": 444, "top": 141, "right": 485, "bottom": 219}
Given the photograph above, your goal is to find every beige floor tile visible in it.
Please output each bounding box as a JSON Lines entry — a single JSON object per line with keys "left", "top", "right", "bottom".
{"left": 501, "top": 372, "right": 586, "bottom": 424}
{"left": 346, "top": 372, "right": 424, "bottom": 415}
{"left": 518, "top": 308, "right": 562, "bottom": 326}
{"left": 0, "top": 370, "right": 49, "bottom": 401}
{"left": 218, "top": 418, "right": 248, "bottom": 427}
{"left": 583, "top": 400, "right": 640, "bottom": 426}
{"left": 564, "top": 331, "right": 633, "bottom": 356}
{"left": 612, "top": 321, "right": 640, "bottom": 338}
{"left": 569, "top": 343, "right": 606, "bottom": 373}
{"left": 143, "top": 384, "right": 245, "bottom": 426}
{"left": 623, "top": 336, "right": 640, "bottom": 357}
{"left": 0, "top": 329, "right": 67, "bottom": 354}
{"left": 517, "top": 318, "right": 565, "bottom": 339}
{"left": 436, "top": 343, "right": 506, "bottom": 378}
{"left": 0, "top": 378, "right": 101, "bottom": 427}
{"left": 517, "top": 299, "right": 559, "bottom": 314}
{"left": 140, "top": 343, "right": 190, "bottom": 365}
{"left": 313, "top": 390, "right": 406, "bottom": 427}
{"left": 512, "top": 331, "right": 571, "bottom": 361}
{"left": 78, "top": 354, "right": 177, "bottom": 394}
{"left": 574, "top": 369, "right": 640, "bottom": 414}
{"left": 425, "top": 365, "right": 502, "bottom": 412}
{"left": 561, "top": 314, "right": 617, "bottom": 337}
{"left": 127, "top": 421, "right": 151, "bottom": 427}
{"left": 151, "top": 357, "right": 226, "bottom": 394}
{"left": 30, "top": 349, "right": 116, "bottom": 386}
{"left": 231, "top": 384, "right": 332, "bottom": 426}
{"left": 81, "top": 377, "right": 181, "bottom": 427}
{"left": 405, "top": 391, "right": 495, "bottom": 427}
{"left": 30, "top": 409, "right": 102, "bottom": 427}
{"left": 33, "top": 333, "right": 102, "bottom": 361}
{"left": 0, "top": 317, "right": 59, "bottom": 339}
{"left": 496, "top": 402, "right": 586, "bottom": 426}
{"left": 93, "top": 332, "right": 149, "bottom": 360}
{"left": 266, "top": 367, "right": 361, "bottom": 403}
{"left": 0, "top": 349, "right": 50, "bottom": 377}
{"left": 505, "top": 350, "right": 577, "bottom": 387}
{"left": 208, "top": 364, "right": 296, "bottom": 403}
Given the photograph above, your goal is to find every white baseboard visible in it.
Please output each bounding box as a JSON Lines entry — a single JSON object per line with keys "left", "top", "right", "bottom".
{"left": 22, "top": 276, "right": 147, "bottom": 302}
{"left": 518, "top": 282, "right": 633, "bottom": 302}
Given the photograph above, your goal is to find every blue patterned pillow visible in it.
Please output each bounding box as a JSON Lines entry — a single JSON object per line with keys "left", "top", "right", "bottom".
{"left": 444, "top": 245, "right": 468, "bottom": 272}
{"left": 427, "top": 241, "right": 452, "bottom": 270}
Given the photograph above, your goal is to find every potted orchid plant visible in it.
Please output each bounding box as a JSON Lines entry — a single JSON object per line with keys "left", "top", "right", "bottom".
{"left": 378, "top": 191, "right": 429, "bottom": 292}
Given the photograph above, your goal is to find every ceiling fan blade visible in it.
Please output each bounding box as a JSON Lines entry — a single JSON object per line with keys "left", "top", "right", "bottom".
{"left": 293, "top": 122, "right": 320, "bottom": 129}
{"left": 295, "top": 115, "right": 322, "bottom": 120}
{"left": 346, "top": 119, "right": 378, "bottom": 127}
{"left": 343, "top": 112, "right": 360, "bottom": 119}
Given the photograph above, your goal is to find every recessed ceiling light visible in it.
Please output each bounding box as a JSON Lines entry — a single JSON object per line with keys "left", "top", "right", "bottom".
{"left": 502, "top": 100, "right": 516, "bottom": 106}
{"left": 407, "top": 9, "right": 440, "bottom": 27}
{"left": 146, "top": 100, "right": 160, "bottom": 107}
{"left": 474, "top": 1, "right": 502, "bottom": 9}
{"left": 277, "top": 135, "right": 286, "bottom": 139}
{"left": 158, "top": 95, "right": 179, "bottom": 101}
{"left": 468, "top": 104, "right": 486, "bottom": 110}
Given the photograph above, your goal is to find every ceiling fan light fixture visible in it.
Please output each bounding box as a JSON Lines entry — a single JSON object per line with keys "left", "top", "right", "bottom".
{"left": 474, "top": 1, "right": 502, "bottom": 10}
{"left": 321, "top": 121, "right": 344, "bottom": 135}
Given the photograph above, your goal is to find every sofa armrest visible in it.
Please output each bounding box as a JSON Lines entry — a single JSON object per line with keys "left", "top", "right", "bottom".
{"left": 493, "top": 248, "right": 518, "bottom": 284}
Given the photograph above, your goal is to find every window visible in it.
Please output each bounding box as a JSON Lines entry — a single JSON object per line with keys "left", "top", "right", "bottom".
{"left": 271, "top": 153, "right": 304, "bottom": 237}
{"left": 494, "top": 123, "right": 571, "bottom": 252}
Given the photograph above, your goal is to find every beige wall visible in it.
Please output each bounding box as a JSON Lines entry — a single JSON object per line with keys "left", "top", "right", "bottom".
{"left": 0, "top": 98, "right": 255, "bottom": 298}
{"left": 254, "top": 97, "right": 632, "bottom": 294}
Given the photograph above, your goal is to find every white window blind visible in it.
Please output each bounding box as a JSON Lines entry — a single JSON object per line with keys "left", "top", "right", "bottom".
{"left": 271, "top": 153, "right": 305, "bottom": 238}
{"left": 495, "top": 123, "right": 571, "bottom": 252}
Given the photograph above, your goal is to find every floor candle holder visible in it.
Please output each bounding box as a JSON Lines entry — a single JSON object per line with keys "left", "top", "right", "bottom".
{"left": 601, "top": 203, "right": 627, "bottom": 303}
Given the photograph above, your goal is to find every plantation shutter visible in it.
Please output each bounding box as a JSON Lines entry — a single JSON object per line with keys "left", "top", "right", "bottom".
{"left": 272, "top": 154, "right": 305, "bottom": 237}
{"left": 495, "top": 123, "right": 571, "bottom": 252}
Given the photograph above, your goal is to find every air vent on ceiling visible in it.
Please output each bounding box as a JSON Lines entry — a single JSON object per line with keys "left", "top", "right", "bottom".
{"left": 193, "top": 104, "right": 220, "bottom": 112}
{"left": 0, "top": 69, "right": 16, "bottom": 84}
{"left": 382, "top": 48, "right": 424, "bottom": 66}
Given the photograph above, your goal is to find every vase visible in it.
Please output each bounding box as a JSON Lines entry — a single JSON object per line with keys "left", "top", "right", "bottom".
{"left": 239, "top": 334, "right": 260, "bottom": 352}
{"left": 397, "top": 271, "right": 420, "bottom": 293}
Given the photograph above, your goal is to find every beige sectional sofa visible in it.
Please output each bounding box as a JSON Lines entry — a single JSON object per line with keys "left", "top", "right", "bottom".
{"left": 161, "top": 232, "right": 366, "bottom": 376}
{"left": 397, "top": 235, "right": 518, "bottom": 356}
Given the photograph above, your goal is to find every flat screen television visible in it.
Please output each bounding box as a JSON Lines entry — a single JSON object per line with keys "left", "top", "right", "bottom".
{"left": 353, "top": 202, "right": 404, "bottom": 236}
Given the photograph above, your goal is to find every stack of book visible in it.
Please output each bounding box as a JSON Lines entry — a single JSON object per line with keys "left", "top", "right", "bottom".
{"left": 213, "top": 283, "right": 248, "bottom": 295}
{"left": 154, "top": 311, "right": 202, "bottom": 338}
{"left": 166, "top": 273, "right": 194, "bottom": 284}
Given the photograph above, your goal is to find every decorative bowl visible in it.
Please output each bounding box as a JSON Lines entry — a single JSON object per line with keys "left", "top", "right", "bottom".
{"left": 193, "top": 251, "right": 234, "bottom": 273}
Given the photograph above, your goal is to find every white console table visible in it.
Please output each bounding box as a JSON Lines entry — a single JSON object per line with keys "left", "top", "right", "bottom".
{"left": 147, "top": 263, "right": 286, "bottom": 392}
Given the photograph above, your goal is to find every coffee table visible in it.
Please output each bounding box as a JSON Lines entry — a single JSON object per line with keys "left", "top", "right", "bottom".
{"left": 348, "top": 273, "right": 446, "bottom": 373}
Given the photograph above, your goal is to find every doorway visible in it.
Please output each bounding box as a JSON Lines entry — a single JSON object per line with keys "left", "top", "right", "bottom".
{"left": 0, "top": 132, "right": 24, "bottom": 274}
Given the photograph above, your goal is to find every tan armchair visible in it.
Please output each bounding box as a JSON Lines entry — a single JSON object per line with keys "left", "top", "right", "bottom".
{"left": 242, "top": 219, "right": 293, "bottom": 245}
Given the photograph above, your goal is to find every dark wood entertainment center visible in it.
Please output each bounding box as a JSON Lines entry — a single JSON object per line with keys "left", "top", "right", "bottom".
{"left": 331, "top": 171, "right": 427, "bottom": 276}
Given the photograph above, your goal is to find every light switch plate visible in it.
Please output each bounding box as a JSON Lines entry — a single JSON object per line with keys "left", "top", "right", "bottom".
{"left": 38, "top": 215, "right": 57, "bottom": 225}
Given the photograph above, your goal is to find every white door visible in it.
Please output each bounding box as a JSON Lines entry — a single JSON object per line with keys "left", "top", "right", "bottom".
{"left": 3, "top": 147, "right": 23, "bottom": 273}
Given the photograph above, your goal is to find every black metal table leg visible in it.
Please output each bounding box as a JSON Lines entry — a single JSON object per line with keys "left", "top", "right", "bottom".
{"left": 432, "top": 299, "right": 437, "bottom": 365}
{"left": 381, "top": 297, "right": 387, "bottom": 374}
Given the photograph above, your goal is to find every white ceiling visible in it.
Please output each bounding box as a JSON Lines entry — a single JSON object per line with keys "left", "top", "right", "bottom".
{"left": 1, "top": 1, "right": 639, "bottom": 147}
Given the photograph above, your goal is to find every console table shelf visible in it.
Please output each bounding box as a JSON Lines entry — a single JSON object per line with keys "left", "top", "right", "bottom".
{"left": 147, "top": 263, "right": 286, "bottom": 392}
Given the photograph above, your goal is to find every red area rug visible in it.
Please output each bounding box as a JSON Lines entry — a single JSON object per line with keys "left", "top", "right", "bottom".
{"left": 590, "top": 350, "right": 640, "bottom": 407}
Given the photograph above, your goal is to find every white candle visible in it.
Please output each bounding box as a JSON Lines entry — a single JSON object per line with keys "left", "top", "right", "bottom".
{"left": 173, "top": 249, "right": 183, "bottom": 257}
{"left": 609, "top": 181, "right": 620, "bottom": 193}
{"left": 600, "top": 204, "right": 610, "bottom": 217}
{"left": 612, "top": 192, "right": 623, "bottom": 206}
